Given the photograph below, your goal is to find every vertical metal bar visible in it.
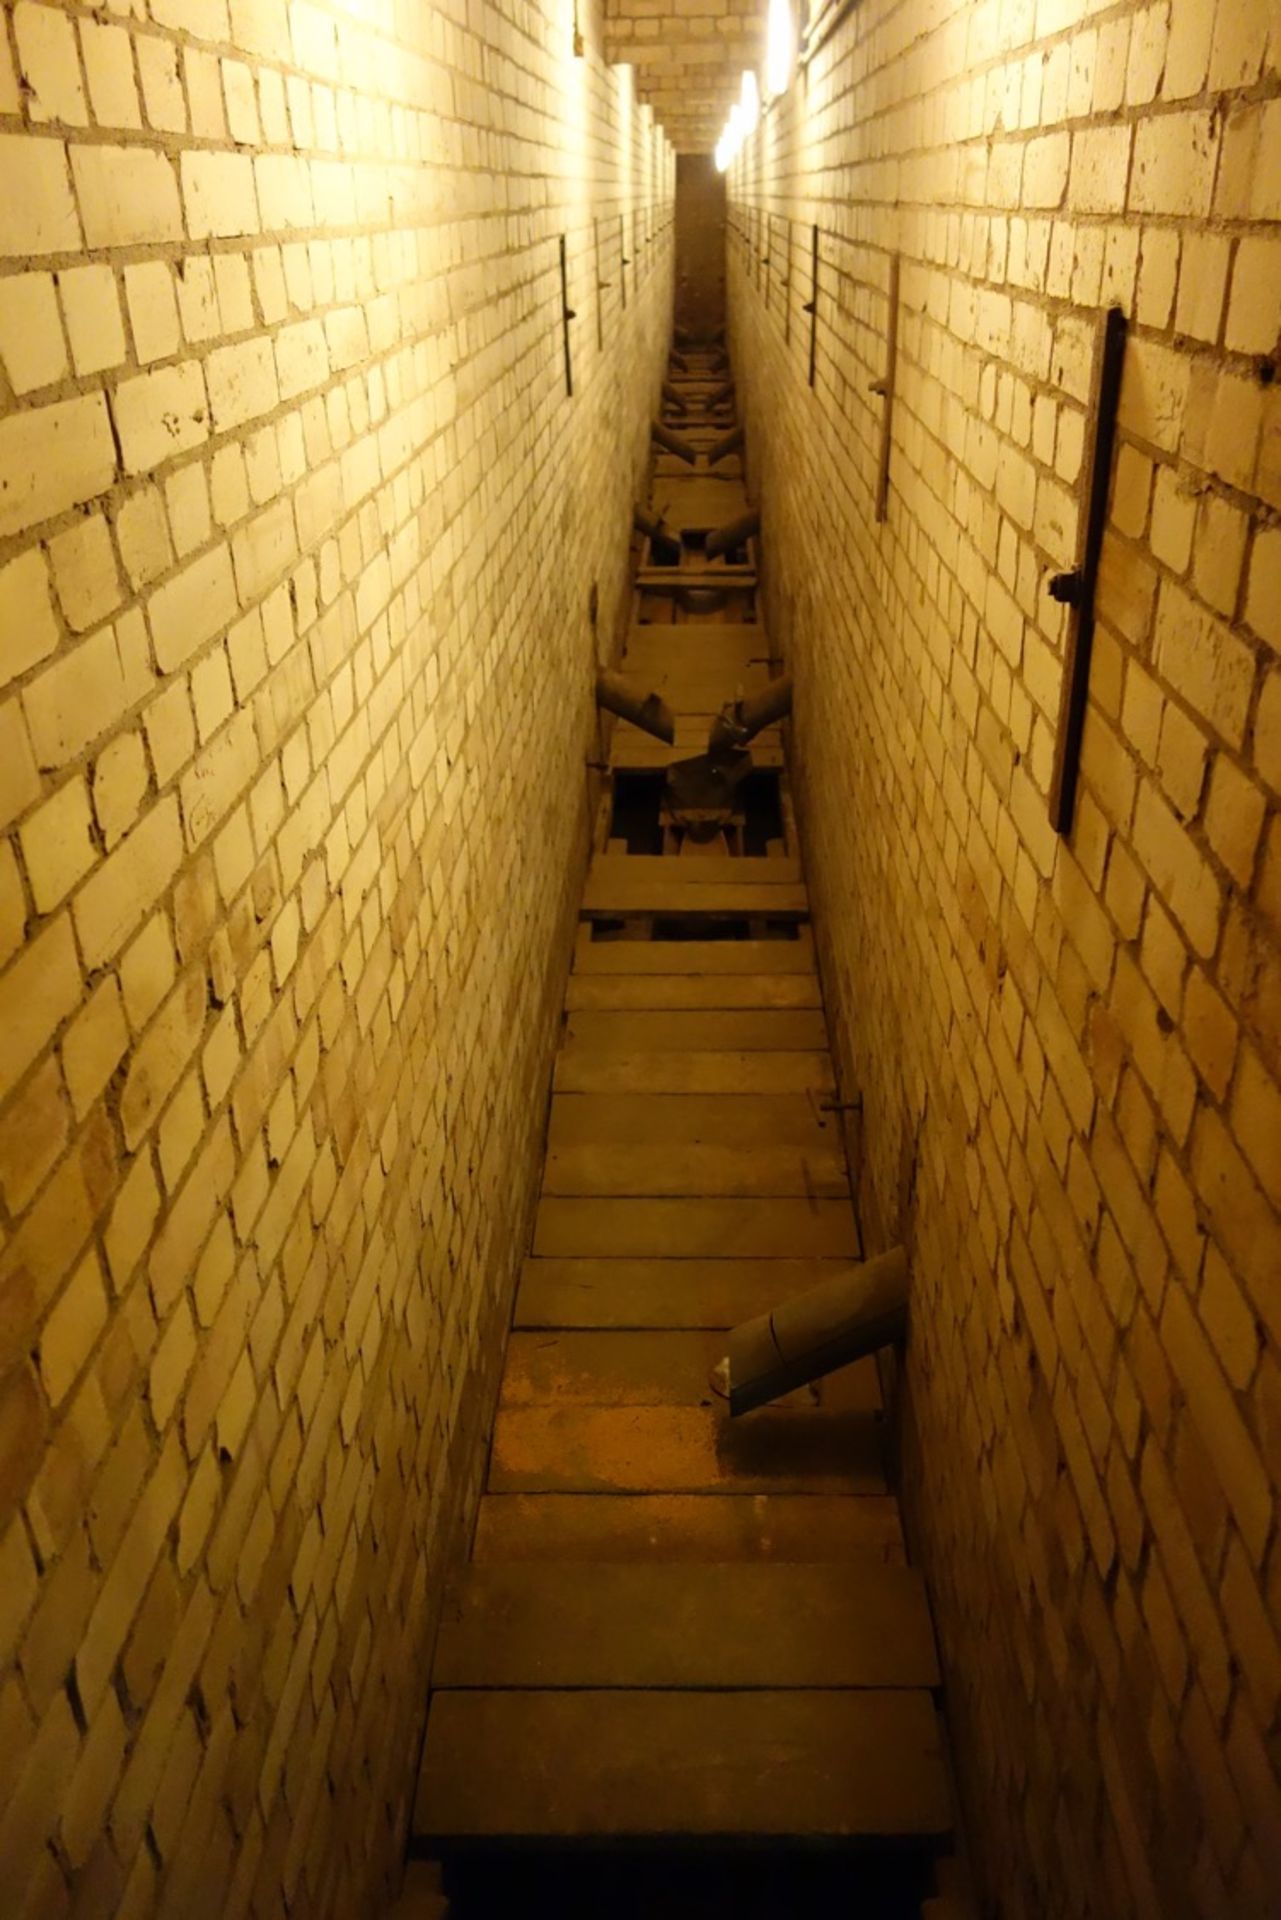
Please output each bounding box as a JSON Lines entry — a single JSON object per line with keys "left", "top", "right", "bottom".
{"left": 1048, "top": 305, "right": 1129, "bottom": 835}
{"left": 558, "top": 234, "right": 575, "bottom": 398}
{"left": 803, "top": 223, "right": 819, "bottom": 387}
{"left": 872, "top": 252, "right": 901, "bottom": 524}
{"left": 593, "top": 217, "right": 604, "bottom": 351}
{"left": 783, "top": 218, "right": 793, "bottom": 345}
{"left": 619, "top": 211, "right": 628, "bottom": 310}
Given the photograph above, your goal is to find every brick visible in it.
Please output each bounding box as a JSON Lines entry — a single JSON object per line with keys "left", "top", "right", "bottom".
{"left": 23, "top": 622, "right": 137, "bottom": 769}
{"left": 0, "top": 915, "right": 81, "bottom": 1105}
{"left": 1152, "top": 581, "right": 1254, "bottom": 749}
{"left": 39, "top": 1249, "right": 110, "bottom": 1408}
{"left": 73, "top": 797, "right": 183, "bottom": 971}
{"left": 58, "top": 262, "right": 127, "bottom": 376}
{"left": 80, "top": 18, "right": 142, "bottom": 131}
{"left": 125, "top": 260, "right": 182, "bottom": 365}
{"left": 0, "top": 133, "right": 80, "bottom": 254}
{"left": 147, "top": 544, "right": 239, "bottom": 674}
{"left": 0, "top": 547, "right": 60, "bottom": 693}
{"left": 0, "top": 395, "right": 117, "bottom": 540}
{"left": 1161, "top": 1284, "right": 1273, "bottom": 1563}
{"left": 0, "top": 271, "right": 67, "bottom": 395}
{"left": 181, "top": 149, "right": 261, "bottom": 239}
{"left": 13, "top": 1, "right": 87, "bottom": 123}
{"left": 70, "top": 143, "right": 183, "bottom": 246}
{"left": 48, "top": 515, "right": 123, "bottom": 633}
{"left": 62, "top": 977, "right": 129, "bottom": 1120}
{"left": 112, "top": 361, "right": 210, "bottom": 476}
{"left": 119, "top": 968, "right": 207, "bottom": 1149}
{"left": 18, "top": 775, "right": 96, "bottom": 911}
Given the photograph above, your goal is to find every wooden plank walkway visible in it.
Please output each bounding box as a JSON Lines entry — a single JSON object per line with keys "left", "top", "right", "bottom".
{"left": 410, "top": 338, "right": 951, "bottom": 1889}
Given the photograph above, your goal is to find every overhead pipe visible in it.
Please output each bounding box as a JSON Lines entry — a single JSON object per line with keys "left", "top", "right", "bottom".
{"left": 708, "top": 673, "right": 792, "bottom": 755}
{"left": 704, "top": 510, "right": 760, "bottom": 560}
{"left": 707, "top": 423, "right": 744, "bottom": 466}
{"left": 633, "top": 507, "right": 682, "bottom": 566}
{"left": 651, "top": 421, "right": 698, "bottom": 466}
{"left": 595, "top": 670, "right": 676, "bottom": 744}
{"left": 721, "top": 1247, "right": 909, "bottom": 1416}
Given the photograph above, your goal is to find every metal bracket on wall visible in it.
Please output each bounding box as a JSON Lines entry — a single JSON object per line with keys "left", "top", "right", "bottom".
{"left": 1047, "top": 304, "right": 1129, "bottom": 836}
{"left": 619, "top": 213, "right": 629, "bottom": 310}
{"left": 871, "top": 252, "right": 900, "bottom": 523}
{"left": 783, "top": 218, "right": 793, "bottom": 345}
{"left": 558, "top": 235, "right": 576, "bottom": 397}
{"left": 593, "top": 218, "right": 605, "bottom": 350}
{"left": 803, "top": 223, "right": 819, "bottom": 387}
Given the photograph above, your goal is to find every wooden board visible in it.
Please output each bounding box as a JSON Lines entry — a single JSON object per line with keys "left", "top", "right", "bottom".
{"left": 415, "top": 1689, "right": 950, "bottom": 1841}
{"left": 573, "top": 933, "right": 813, "bottom": 974}
{"left": 562, "top": 1009, "right": 828, "bottom": 1052}
{"left": 587, "top": 854, "right": 802, "bottom": 888}
{"left": 608, "top": 731, "right": 782, "bottom": 772}
{"left": 542, "top": 1142, "right": 848, "bottom": 1197}
{"left": 488, "top": 1405, "right": 887, "bottom": 1495}
{"left": 653, "top": 478, "right": 750, "bottom": 526}
{"left": 531, "top": 1196, "right": 860, "bottom": 1259}
{"left": 547, "top": 1092, "right": 836, "bottom": 1151}
{"left": 582, "top": 878, "right": 807, "bottom": 919}
{"left": 498, "top": 1332, "right": 879, "bottom": 1412}
{"left": 471, "top": 1493, "right": 905, "bottom": 1565}
{"left": 621, "top": 621, "right": 765, "bottom": 659}
{"left": 515, "top": 1256, "right": 853, "bottom": 1329}
{"left": 432, "top": 1563, "right": 939, "bottom": 1689}
{"left": 553, "top": 1051, "right": 835, "bottom": 1095}
{"left": 564, "top": 974, "right": 821, "bottom": 1010}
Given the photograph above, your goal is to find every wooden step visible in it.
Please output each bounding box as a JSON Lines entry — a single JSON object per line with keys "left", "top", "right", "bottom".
{"left": 415, "top": 1690, "right": 950, "bottom": 1842}
{"left": 548, "top": 1092, "right": 835, "bottom": 1151}
{"left": 542, "top": 1141, "right": 848, "bottom": 1197}
{"left": 545, "top": 1136, "right": 852, "bottom": 1198}
{"left": 532, "top": 1196, "right": 860, "bottom": 1258}
{"left": 432, "top": 1563, "right": 939, "bottom": 1689}
{"left": 471, "top": 1493, "right": 906, "bottom": 1564}
{"left": 651, "top": 478, "right": 750, "bottom": 527}
{"left": 561, "top": 1009, "right": 828, "bottom": 1052}
{"left": 515, "top": 1256, "right": 852, "bottom": 1328}
{"left": 588, "top": 852, "right": 800, "bottom": 888}
{"left": 553, "top": 1051, "right": 834, "bottom": 1095}
{"left": 564, "top": 973, "right": 820, "bottom": 1010}
{"left": 608, "top": 728, "right": 782, "bottom": 771}
{"left": 497, "top": 1331, "right": 878, "bottom": 1411}
{"left": 488, "top": 1405, "right": 887, "bottom": 1494}
{"left": 572, "top": 932, "right": 812, "bottom": 973}
{"left": 581, "top": 872, "right": 806, "bottom": 918}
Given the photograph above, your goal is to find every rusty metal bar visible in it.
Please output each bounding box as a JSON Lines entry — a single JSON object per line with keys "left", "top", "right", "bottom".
{"left": 593, "top": 217, "right": 605, "bottom": 351}
{"left": 872, "top": 252, "right": 900, "bottom": 523}
{"left": 558, "top": 234, "right": 575, "bottom": 398}
{"left": 1048, "top": 305, "right": 1129, "bottom": 836}
{"left": 707, "top": 423, "right": 744, "bottom": 466}
{"left": 705, "top": 511, "right": 761, "bottom": 560}
{"left": 804, "top": 223, "right": 819, "bottom": 387}
{"left": 619, "top": 212, "right": 628, "bottom": 310}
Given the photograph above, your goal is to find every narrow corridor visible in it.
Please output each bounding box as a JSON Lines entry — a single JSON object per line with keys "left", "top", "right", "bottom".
{"left": 398, "top": 337, "right": 962, "bottom": 1918}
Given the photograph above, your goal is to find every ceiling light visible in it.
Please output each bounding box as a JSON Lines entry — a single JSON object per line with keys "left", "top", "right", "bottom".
{"left": 766, "top": 0, "right": 795, "bottom": 98}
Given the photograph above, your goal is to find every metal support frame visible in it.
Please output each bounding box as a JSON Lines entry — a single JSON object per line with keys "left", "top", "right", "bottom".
{"left": 872, "top": 252, "right": 900, "bottom": 524}
{"left": 1047, "top": 305, "right": 1129, "bottom": 836}
{"left": 803, "top": 224, "right": 819, "bottom": 388}
{"left": 558, "top": 234, "right": 575, "bottom": 398}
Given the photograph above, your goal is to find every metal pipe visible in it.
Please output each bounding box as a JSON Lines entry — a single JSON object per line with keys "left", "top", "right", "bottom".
{"left": 633, "top": 508, "right": 681, "bottom": 566}
{"left": 707, "top": 424, "right": 744, "bottom": 466}
{"left": 705, "top": 511, "right": 760, "bottom": 560}
{"left": 724, "top": 1247, "right": 909, "bottom": 1416}
{"left": 596, "top": 670, "right": 676, "bottom": 744}
{"left": 652, "top": 421, "right": 698, "bottom": 465}
{"left": 708, "top": 673, "right": 792, "bottom": 754}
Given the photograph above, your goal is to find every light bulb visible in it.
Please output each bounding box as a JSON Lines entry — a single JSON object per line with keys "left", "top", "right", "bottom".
{"left": 766, "top": 0, "right": 795, "bottom": 99}
{"left": 740, "top": 69, "right": 760, "bottom": 134}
